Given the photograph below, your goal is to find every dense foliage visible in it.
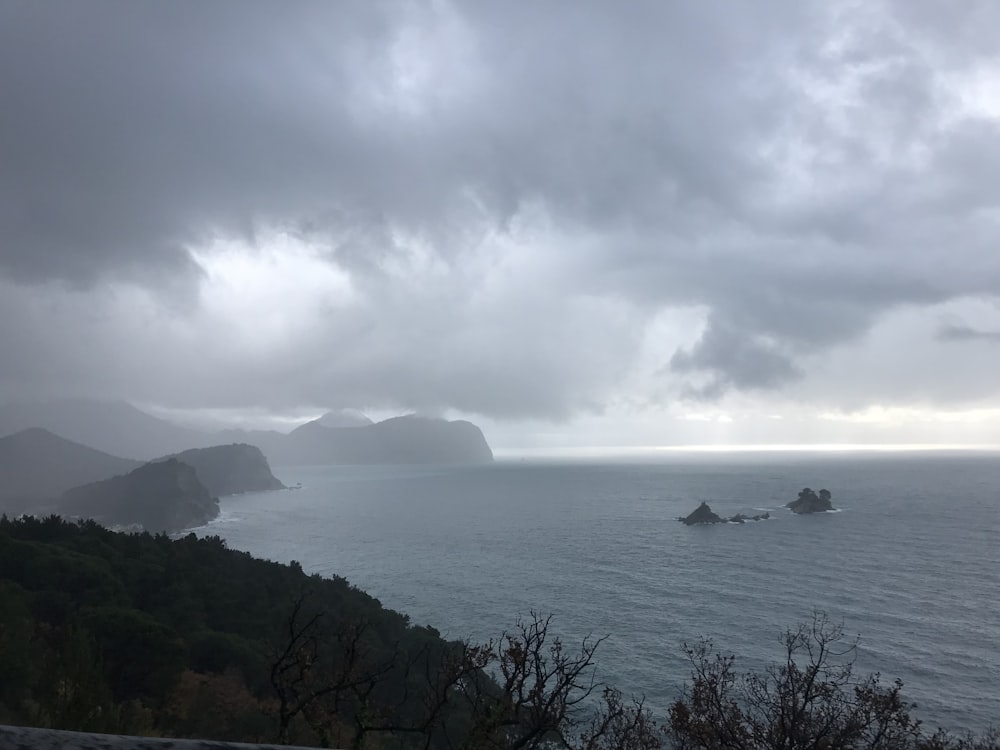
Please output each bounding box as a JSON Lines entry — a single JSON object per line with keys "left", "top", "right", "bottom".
{"left": 0, "top": 515, "right": 995, "bottom": 749}
{"left": 0, "top": 514, "right": 448, "bottom": 744}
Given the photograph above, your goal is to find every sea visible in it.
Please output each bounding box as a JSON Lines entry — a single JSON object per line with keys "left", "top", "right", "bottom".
{"left": 192, "top": 452, "right": 1000, "bottom": 733}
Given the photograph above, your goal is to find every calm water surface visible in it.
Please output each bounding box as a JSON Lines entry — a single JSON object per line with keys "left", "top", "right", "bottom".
{"left": 195, "top": 453, "right": 1000, "bottom": 732}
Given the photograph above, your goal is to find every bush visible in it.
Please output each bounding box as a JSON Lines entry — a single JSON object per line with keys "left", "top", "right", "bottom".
{"left": 670, "top": 612, "right": 924, "bottom": 750}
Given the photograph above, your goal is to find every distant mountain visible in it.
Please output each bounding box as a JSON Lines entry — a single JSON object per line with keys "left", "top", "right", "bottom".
{"left": 316, "top": 409, "right": 374, "bottom": 428}
{"left": 58, "top": 458, "right": 218, "bottom": 533}
{"left": 0, "top": 398, "right": 495, "bottom": 468}
{"left": 0, "top": 398, "right": 210, "bottom": 460}
{"left": 158, "top": 444, "right": 286, "bottom": 496}
{"left": 0, "top": 428, "right": 141, "bottom": 503}
{"left": 277, "top": 415, "right": 494, "bottom": 465}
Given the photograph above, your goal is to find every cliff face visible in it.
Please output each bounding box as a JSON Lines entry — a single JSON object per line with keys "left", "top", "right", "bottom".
{"left": 365, "top": 417, "right": 494, "bottom": 464}
{"left": 162, "top": 444, "right": 285, "bottom": 496}
{"left": 58, "top": 459, "right": 218, "bottom": 533}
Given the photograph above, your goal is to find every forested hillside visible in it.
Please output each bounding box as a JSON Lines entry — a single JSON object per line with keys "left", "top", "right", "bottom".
{"left": 0, "top": 515, "right": 451, "bottom": 745}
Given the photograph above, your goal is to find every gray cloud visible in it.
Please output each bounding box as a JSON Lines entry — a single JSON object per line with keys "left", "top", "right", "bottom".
{"left": 937, "top": 324, "right": 1000, "bottom": 344}
{"left": 670, "top": 316, "right": 803, "bottom": 398}
{"left": 0, "top": 0, "right": 805, "bottom": 285}
{"left": 1, "top": 0, "right": 999, "bottom": 424}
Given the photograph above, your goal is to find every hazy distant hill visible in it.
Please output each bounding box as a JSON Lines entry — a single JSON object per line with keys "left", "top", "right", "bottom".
{"left": 0, "top": 398, "right": 210, "bottom": 460}
{"left": 214, "top": 410, "right": 373, "bottom": 459}
{"left": 0, "top": 398, "right": 495, "bottom": 467}
{"left": 0, "top": 428, "right": 141, "bottom": 503}
{"left": 277, "top": 415, "right": 494, "bottom": 465}
{"left": 158, "top": 444, "right": 286, "bottom": 496}
{"left": 216, "top": 415, "right": 493, "bottom": 465}
{"left": 58, "top": 458, "right": 218, "bottom": 533}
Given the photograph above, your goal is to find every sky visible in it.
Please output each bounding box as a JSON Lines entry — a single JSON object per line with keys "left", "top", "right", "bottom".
{"left": 1, "top": 0, "right": 999, "bottom": 452}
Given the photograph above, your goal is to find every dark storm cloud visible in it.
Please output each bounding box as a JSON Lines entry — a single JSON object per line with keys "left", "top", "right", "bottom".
{"left": 1, "top": 0, "right": 999, "bottom": 417}
{"left": 670, "top": 316, "right": 802, "bottom": 398}
{"left": 0, "top": 1, "right": 395, "bottom": 284}
{"left": 0, "top": 1, "right": 809, "bottom": 283}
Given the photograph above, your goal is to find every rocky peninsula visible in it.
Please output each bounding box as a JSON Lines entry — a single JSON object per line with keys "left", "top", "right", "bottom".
{"left": 57, "top": 458, "right": 219, "bottom": 533}
{"left": 159, "top": 443, "right": 285, "bottom": 496}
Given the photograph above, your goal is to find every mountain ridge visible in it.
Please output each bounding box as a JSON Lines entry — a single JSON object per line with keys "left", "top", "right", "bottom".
{"left": 1, "top": 399, "right": 495, "bottom": 466}
{"left": 0, "top": 428, "right": 141, "bottom": 504}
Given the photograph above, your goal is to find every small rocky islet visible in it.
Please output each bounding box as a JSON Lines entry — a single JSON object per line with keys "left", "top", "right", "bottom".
{"left": 678, "top": 501, "right": 770, "bottom": 526}
{"left": 786, "top": 487, "right": 835, "bottom": 514}
{"left": 679, "top": 487, "right": 835, "bottom": 526}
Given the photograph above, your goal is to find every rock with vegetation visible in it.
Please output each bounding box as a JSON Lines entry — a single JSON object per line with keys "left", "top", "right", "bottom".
{"left": 787, "top": 487, "right": 834, "bottom": 514}
{"left": 57, "top": 459, "right": 218, "bottom": 533}
{"left": 158, "top": 444, "right": 285, "bottom": 497}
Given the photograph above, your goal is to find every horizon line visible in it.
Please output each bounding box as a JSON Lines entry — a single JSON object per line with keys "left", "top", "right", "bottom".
{"left": 492, "top": 443, "right": 1000, "bottom": 458}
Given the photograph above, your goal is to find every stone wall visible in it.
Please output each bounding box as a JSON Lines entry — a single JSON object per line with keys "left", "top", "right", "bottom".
{"left": 0, "top": 725, "right": 326, "bottom": 750}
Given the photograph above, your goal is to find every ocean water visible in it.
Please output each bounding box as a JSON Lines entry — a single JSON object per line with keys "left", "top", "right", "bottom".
{"left": 194, "top": 453, "right": 1000, "bottom": 733}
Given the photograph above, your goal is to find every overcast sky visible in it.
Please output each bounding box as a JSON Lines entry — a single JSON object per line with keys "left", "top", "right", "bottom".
{"left": 1, "top": 0, "right": 999, "bottom": 451}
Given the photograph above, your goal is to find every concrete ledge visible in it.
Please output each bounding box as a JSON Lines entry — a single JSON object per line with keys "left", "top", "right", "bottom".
{"left": 0, "top": 725, "right": 325, "bottom": 750}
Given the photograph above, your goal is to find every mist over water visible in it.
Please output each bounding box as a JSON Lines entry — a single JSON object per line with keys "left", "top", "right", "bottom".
{"left": 196, "top": 453, "right": 1000, "bottom": 732}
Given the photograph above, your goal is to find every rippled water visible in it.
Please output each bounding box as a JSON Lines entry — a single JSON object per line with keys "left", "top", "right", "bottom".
{"left": 195, "top": 453, "right": 1000, "bottom": 732}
